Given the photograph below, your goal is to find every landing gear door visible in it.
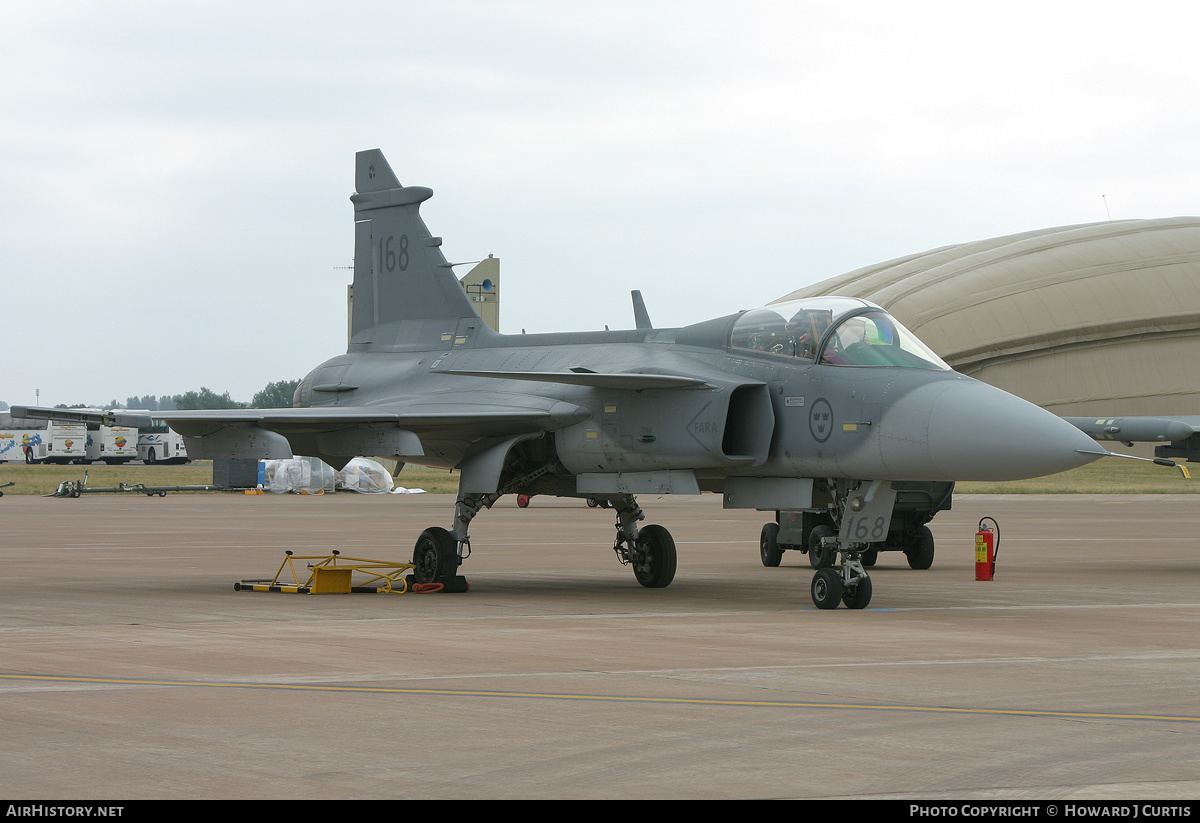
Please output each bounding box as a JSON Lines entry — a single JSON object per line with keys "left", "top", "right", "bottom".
{"left": 838, "top": 481, "right": 898, "bottom": 546}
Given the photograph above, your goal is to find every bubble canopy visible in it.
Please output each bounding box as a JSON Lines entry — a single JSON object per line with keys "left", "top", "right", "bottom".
{"left": 728, "top": 297, "right": 950, "bottom": 370}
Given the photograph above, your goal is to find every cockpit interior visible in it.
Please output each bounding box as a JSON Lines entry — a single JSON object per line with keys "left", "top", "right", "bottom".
{"left": 728, "top": 297, "right": 949, "bottom": 370}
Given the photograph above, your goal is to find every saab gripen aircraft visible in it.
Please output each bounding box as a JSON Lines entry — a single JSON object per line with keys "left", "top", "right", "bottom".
{"left": 15, "top": 149, "right": 1122, "bottom": 609}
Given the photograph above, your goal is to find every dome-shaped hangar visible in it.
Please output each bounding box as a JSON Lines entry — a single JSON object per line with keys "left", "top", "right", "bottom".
{"left": 776, "top": 217, "right": 1200, "bottom": 417}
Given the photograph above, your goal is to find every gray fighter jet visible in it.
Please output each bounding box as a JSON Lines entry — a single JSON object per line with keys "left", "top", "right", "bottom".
{"left": 14, "top": 149, "right": 1108, "bottom": 609}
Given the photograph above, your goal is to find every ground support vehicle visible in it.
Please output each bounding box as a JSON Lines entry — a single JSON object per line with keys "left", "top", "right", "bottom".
{"left": 137, "top": 425, "right": 190, "bottom": 464}
{"left": 86, "top": 425, "right": 139, "bottom": 464}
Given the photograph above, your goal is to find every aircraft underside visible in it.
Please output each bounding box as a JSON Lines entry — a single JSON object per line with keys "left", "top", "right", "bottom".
{"left": 399, "top": 430, "right": 939, "bottom": 609}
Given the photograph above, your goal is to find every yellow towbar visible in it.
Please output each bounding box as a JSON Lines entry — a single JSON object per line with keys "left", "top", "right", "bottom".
{"left": 235, "top": 550, "right": 430, "bottom": 594}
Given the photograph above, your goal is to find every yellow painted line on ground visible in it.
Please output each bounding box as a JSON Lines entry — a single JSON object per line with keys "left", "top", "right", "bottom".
{"left": 3, "top": 673, "right": 1198, "bottom": 724}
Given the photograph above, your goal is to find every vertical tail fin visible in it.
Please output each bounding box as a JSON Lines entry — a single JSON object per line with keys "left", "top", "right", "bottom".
{"left": 349, "top": 149, "right": 488, "bottom": 349}
{"left": 631, "top": 290, "right": 653, "bottom": 329}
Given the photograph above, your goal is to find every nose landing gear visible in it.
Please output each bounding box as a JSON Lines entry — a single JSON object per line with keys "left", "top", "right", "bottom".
{"left": 808, "top": 531, "right": 873, "bottom": 610}
{"left": 808, "top": 479, "right": 897, "bottom": 610}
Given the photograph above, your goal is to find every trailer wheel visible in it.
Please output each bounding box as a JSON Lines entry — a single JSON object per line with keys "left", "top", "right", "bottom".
{"left": 905, "top": 525, "right": 935, "bottom": 570}
{"left": 808, "top": 524, "right": 837, "bottom": 569}
{"left": 759, "top": 522, "right": 783, "bottom": 567}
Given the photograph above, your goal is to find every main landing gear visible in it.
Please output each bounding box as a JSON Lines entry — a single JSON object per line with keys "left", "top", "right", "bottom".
{"left": 410, "top": 490, "right": 678, "bottom": 591}
{"left": 412, "top": 526, "right": 459, "bottom": 584}
{"left": 609, "top": 495, "right": 677, "bottom": 588}
{"left": 410, "top": 489, "right": 501, "bottom": 587}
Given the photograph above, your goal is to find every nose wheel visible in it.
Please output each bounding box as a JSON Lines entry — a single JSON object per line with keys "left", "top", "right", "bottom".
{"left": 841, "top": 574, "right": 872, "bottom": 609}
{"left": 808, "top": 529, "right": 873, "bottom": 609}
{"left": 811, "top": 564, "right": 873, "bottom": 609}
{"left": 810, "top": 567, "right": 843, "bottom": 608}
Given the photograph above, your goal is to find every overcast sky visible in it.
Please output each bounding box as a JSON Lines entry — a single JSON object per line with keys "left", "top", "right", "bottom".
{"left": 4, "top": 1, "right": 1199, "bottom": 407}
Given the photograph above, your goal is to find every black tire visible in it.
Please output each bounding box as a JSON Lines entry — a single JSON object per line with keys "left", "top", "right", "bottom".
{"left": 808, "top": 524, "right": 837, "bottom": 569}
{"left": 811, "top": 567, "right": 843, "bottom": 609}
{"left": 862, "top": 548, "right": 879, "bottom": 567}
{"left": 158, "top": 490, "right": 167, "bottom": 498}
{"left": 842, "top": 575, "right": 873, "bottom": 609}
{"left": 760, "top": 522, "right": 783, "bottom": 567}
{"left": 146, "top": 447, "right": 157, "bottom": 465}
{"left": 586, "top": 498, "right": 599, "bottom": 508}
{"left": 412, "top": 527, "right": 458, "bottom": 584}
{"left": 70, "top": 488, "right": 81, "bottom": 498}
{"left": 905, "top": 525, "right": 935, "bottom": 570}
{"left": 633, "top": 524, "right": 677, "bottom": 588}
{"left": 24, "top": 448, "right": 34, "bottom": 464}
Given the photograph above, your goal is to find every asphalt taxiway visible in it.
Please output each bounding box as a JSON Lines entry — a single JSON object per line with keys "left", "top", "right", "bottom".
{"left": 2, "top": 491, "right": 1199, "bottom": 799}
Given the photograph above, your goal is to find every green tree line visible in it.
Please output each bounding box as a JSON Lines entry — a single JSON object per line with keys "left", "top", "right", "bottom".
{"left": 31, "top": 379, "right": 302, "bottom": 412}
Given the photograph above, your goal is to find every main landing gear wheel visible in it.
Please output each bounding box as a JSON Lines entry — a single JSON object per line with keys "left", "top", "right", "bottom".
{"left": 759, "top": 522, "right": 783, "bottom": 567}
{"left": 810, "top": 567, "right": 843, "bottom": 609}
{"left": 808, "top": 524, "right": 837, "bottom": 569}
{"left": 412, "top": 527, "right": 458, "bottom": 584}
{"left": 905, "top": 525, "right": 935, "bottom": 570}
{"left": 842, "top": 575, "right": 873, "bottom": 609}
{"left": 633, "top": 524, "right": 677, "bottom": 588}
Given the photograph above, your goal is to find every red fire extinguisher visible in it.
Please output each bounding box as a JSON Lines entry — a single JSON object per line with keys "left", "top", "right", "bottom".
{"left": 975, "top": 517, "right": 999, "bottom": 581}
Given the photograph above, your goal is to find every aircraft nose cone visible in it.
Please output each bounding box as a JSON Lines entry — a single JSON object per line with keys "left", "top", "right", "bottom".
{"left": 924, "top": 379, "right": 1102, "bottom": 481}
